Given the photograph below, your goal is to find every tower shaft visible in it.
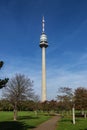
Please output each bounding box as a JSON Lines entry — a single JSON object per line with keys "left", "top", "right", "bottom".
{"left": 42, "top": 47, "right": 46, "bottom": 102}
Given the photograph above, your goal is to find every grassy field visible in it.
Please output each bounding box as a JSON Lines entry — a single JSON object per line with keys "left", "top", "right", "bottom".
{"left": 56, "top": 115, "right": 87, "bottom": 130}
{"left": 0, "top": 111, "right": 51, "bottom": 130}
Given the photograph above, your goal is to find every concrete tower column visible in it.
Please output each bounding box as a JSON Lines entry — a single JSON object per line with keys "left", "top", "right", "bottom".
{"left": 42, "top": 46, "right": 46, "bottom": 101}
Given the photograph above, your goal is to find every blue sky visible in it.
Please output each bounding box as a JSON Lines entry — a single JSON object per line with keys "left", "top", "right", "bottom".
{"left": 0, "top": 0, "right": 87, "bottom": 100}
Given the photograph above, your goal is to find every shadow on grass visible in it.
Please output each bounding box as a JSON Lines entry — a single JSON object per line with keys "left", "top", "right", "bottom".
{"left": 60, "top": 119, "right": 84, "bottom": 124}
{"left": 0, "top": 121, "right": 36, "bottom": 130}
{"left": 60, "top": 119, "right": 72, "bottom": 122}
{"left": 18, "top": 115, "right": 39, "bottom": 120}
{"left": 79, "top": 128, "right": 87, "bottom": 130}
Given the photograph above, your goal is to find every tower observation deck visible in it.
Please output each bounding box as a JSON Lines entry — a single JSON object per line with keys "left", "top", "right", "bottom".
{"left": 40, "top": 17, "right": 48, "bottom": 48}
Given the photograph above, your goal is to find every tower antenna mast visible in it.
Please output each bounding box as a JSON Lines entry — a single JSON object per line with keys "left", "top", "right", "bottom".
{"left": 42, "top": 16, "right": 45, "bottom": 33}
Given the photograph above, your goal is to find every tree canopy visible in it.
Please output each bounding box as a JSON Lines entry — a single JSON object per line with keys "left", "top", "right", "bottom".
{"left": 74, "top": 87, "right": 87, "bottom": 110}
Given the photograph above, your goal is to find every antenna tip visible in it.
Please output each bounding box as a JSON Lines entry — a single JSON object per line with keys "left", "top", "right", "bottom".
{"left": 42, "top": 16, "right": 45, "bottom": 22}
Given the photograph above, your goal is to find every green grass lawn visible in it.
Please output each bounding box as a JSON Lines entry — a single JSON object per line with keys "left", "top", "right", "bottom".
{"left": 56, "top": 116, "right": 87, "bottom": 130}
{"left": 0, "top": 111, "right": 51, "bottom": 130}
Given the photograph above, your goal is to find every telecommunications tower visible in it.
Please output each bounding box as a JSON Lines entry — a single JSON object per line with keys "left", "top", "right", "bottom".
{"left": 39, "top": 17, "right": 48, "bottom": 102}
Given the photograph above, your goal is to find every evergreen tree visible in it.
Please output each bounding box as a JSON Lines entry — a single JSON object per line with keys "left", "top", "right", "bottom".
{"left": 0, "top": 61, "right": 9, "bottom": 89}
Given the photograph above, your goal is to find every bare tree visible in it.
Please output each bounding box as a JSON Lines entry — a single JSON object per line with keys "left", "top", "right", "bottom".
{"left": 3, "top": 74, "right": 34, "bottom": 120}
{"left": 57, "top": 87, "right": 75, "bottom": 124}
{"left": 56, "top": 87, "right": 73, "bottom": 111}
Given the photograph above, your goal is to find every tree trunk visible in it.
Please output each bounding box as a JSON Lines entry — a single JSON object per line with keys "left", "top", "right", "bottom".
{"left": 13, "top": 102, "right": 17, "bottom": 121}
{"left": 81, "top": 109, "right": 84, "bottom": 115}
{"left": 72, "top": 106, "right": 75, "bottom": 124}
{"left": 84, "top": 113, "right": 86, "bottom": 119}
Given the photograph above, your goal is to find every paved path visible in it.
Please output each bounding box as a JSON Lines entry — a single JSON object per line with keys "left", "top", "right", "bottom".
{"left": 32, "top": 115, "right": 60, "bottom": 130}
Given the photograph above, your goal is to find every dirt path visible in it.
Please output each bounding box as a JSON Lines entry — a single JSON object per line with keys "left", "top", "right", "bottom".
{"left": 32, "top": 115, "right": 60, "bottom": 130}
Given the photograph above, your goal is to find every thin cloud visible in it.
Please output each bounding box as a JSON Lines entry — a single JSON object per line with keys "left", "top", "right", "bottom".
{"left": 46, "top": 52, "right": 87, "bottom": 99}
